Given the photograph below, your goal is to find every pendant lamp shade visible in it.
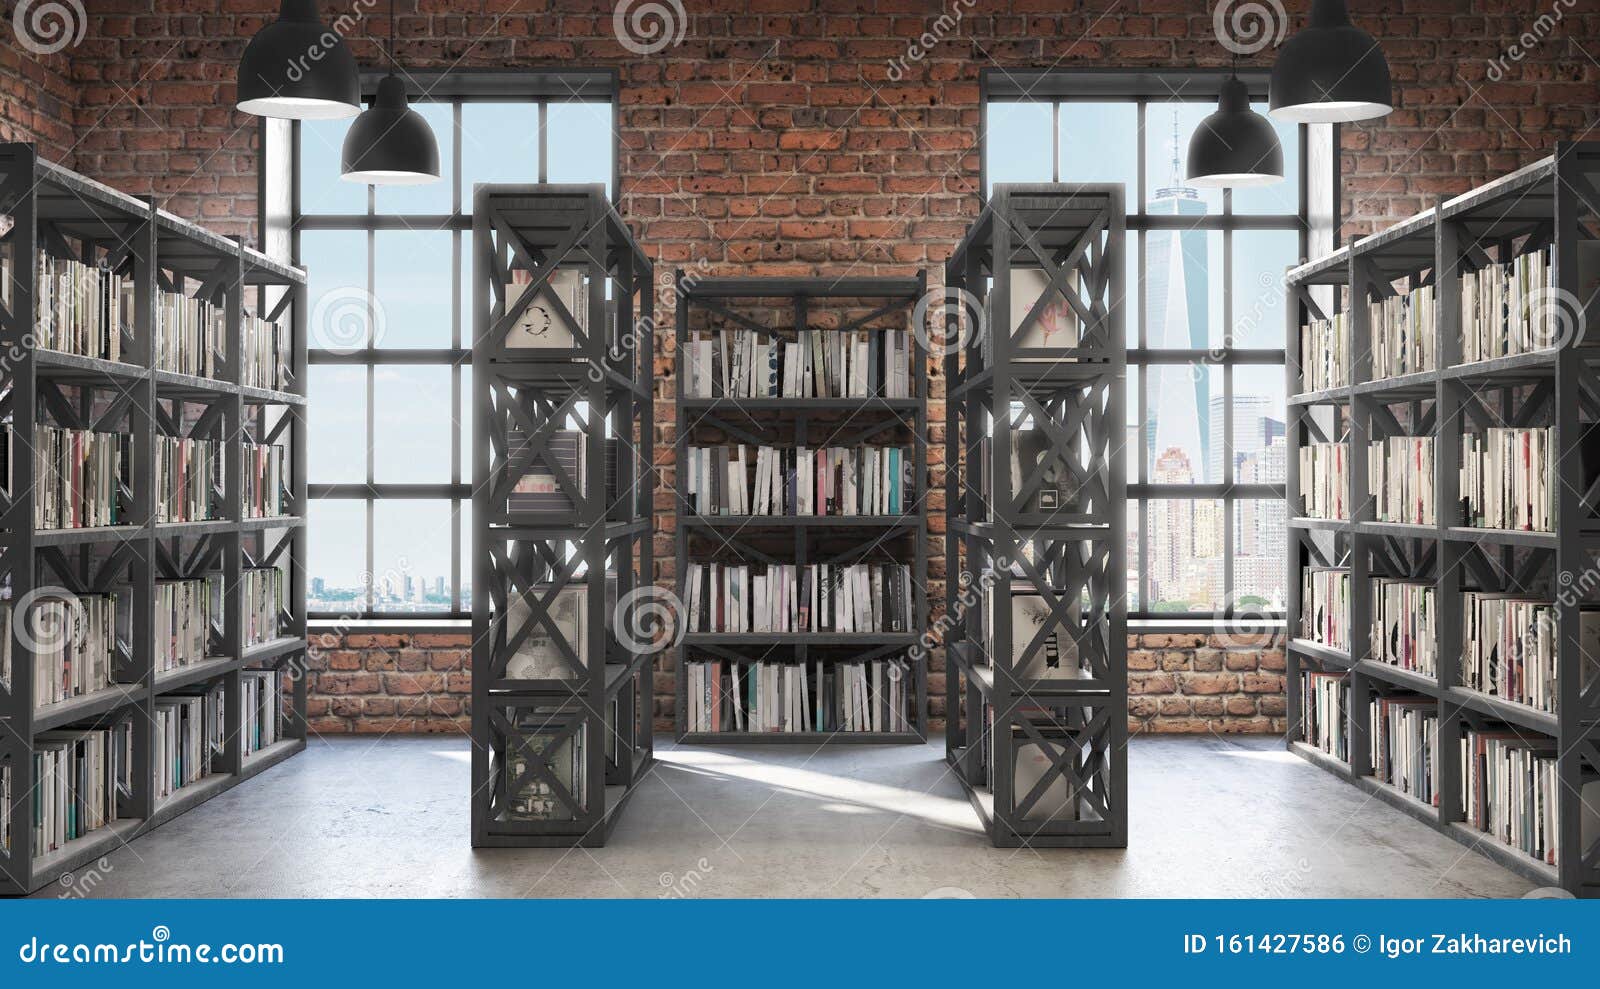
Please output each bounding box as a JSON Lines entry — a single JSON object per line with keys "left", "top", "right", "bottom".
{"left": 340, "top": 75, "right": 441, "bottom": 186}
{"left": 1269, "top": 0, "right": 1391, "bottom": 123}
{"left": 1187, "top": 76, "right": 1284, "bottom": 188}
{"left": 237, "top": 0, "right": 361, "bottom": 119}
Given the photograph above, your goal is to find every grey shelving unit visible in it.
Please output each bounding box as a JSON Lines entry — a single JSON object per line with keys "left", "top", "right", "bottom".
{"left": 673, "top": 274, "right": 930, "bottom": 743}
{"left": 470, "top": 184, "right": 653, "bottom": 846}
{"left": 0, "top": 143, "right": 308, "bottom": 896}
{"left": 944, "top": 183, "right": 1129, "bottom": 847}
{"left": 1285, "top": 141, "right": 1600, "bottom": 896}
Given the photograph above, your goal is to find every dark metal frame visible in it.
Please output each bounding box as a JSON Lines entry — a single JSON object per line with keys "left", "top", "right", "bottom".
{"left": 670, "top": 274, "right": 931, "bottom": 744}
{"left": 291, "top": 70, "right": 619, "bottom": 621}
{"left": 945, "top": 183, "right": 1129, "bottom": 847}
{"left": 982, "top": 68, "right": 1309, "bottom": 620}
{"left": 1284, "top": 141, "right": 1600, "bottom": 895}
{"left": 0, "top": 143, "right": 309, "bottom": 896}
{"left": 469, "top": 184, "right": 654, "bottom": 846}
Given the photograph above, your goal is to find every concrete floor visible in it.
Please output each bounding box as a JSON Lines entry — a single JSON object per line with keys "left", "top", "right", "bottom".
{"left": 39, "top": 735, "right": 1540, "bottom": 898}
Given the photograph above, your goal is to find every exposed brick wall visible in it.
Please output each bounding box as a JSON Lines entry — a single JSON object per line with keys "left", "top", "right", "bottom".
{"left": 302, "top": 631, "right": 471, "bottom": 735}
{"left": 0, "top": 3, "right": 77, "bottom": 164}
{"left": 11, "top": 1, "right": 1597, "bottom": 734}
{"left": 1128, "top": 632, "right": 1288, "bottom": 735}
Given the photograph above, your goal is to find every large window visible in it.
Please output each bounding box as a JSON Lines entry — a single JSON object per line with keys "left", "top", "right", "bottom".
{"left": 287, "top": 72, "right": 617, "bottom": 619}
{"left": 984, "top": 70, "right": 1332, "bottom": 621}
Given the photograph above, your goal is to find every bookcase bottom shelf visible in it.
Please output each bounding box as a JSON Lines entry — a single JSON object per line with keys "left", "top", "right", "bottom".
{"left": 944, "top": 749, "right": 1125, "bottom": 848}
{"left": 476, "top": 771, "right": 652, "bottom": 849}
{"left": 13, "top": 737, "right": 305, "bottom": 896}
{"left": 1286, "top": 741, "right": 1560, "bottom": 889}
{"left": 676, "top": 731, "right": 924, "bottom": 745}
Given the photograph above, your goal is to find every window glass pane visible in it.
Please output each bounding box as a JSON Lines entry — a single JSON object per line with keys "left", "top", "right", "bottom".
{"left": 547, "top": 101, "right": 613, "bottom": 194}
{"left": 373, "top": 230, "right": 454, "bottom": 349}
{"left": 461, "top": 103, "right": 540, "bottom": 191}
{"left": 374, "top": 365, "right": 452, "bottom": 483}
{"left": 986, "top": 100, "right": 1053, "bottom": 195}
{"left": 459, "top": 364, "right": 473, "bottom": 473}
{"left": 308, "top": 499, "right": 367, "bottom": 612}
{"left": 1059, "top": 102, "right": 1138, "bottom": 193}
{"left": 1122, "top": 230, "right": 1140, "bottom": 349}
{"left": 299, "top": 118, "right": 366, "bottom": 214}
{"left": 1147, "top": 361, "right": 1222, "bottom": 484}
{"left": 1233, "top": 500, "right": 1286, "bottom": 610}
{"left": 303, "top": 230, "right": 369, "bottom": 352}
{"left": 1126, "top": 503, "right": 1141, "bottom": 614}
{"left": 1144, "top": 101, "right": 1223, "bottom": 216}
{"left": 1227, "top": 369, "right": 1286, "bottom": 486}
{"left": 375, "top": 101, "right": 454, "bottom": 215}
{"left": 308, "top": 365, "right": 367, "bottom": 483}
{"left": 373, "top": 500, "right": 452, "bottom": 613}
{"left": 1146, "top": 499, "right": 1224, "bottom": 613}
{"left": 1145, "top": 227, "right": 1222, "bottom": 349}
{"left": 1232, "top": 103, "right": 1300, "bottom": 215}
{"left": 1230, "top": 229, "right": 1300, "bottom": 349}
{"left": 457, "top": 501, "right": 471, "bottom": 612}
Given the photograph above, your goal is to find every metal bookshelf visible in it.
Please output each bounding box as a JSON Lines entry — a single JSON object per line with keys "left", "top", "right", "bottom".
{"left": 672, "top": 274, "right": 930, "bottom": 744}
{"left": 0, "top": 143, "right": 308, "bottom": 896}
{"left": 944, "top": 184, "right": 1129, "bottom": 847}
{"left": 1285, "top": 141, "right": 1600, "bottom": 896}
{"left": 470, "top": 184, "right": 654, "bottom": 846}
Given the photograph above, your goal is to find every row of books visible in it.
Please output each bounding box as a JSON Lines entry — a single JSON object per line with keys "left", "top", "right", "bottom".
{"left": 244, "top": 442, "right": 290, "bottom": 518}
{"left": 681, "top": 328, "right": 915, "bottom": 399}
{"left": 684, "top": 657, "right": 915, "bottom": 734}
{"left": 1369, "top": 283, "right": 1437, "bottom": 379}
{"left": 683, "top": 444, "right": 913, "bottom": 517}
{"left": 506, "top": 429, "right": 619, "bottom": 516}
{"left": 241, "top": 668, "right": 284, "bottom": 756}
{"left": 155, "top": 289, "right": 225, "bottom": 379}
{"left": 32, "top": 250, "right": 131, "bottom": 362}
{"left": 1461, "top": 593, "right": 1566, "bottom": 715}
{"left": 1460, "top": 728, "right": 1560, "bottom": 866}
{"left": 33, "top": 723, "right": 132, "bottom": 853}
{"left": 244, "top": 568, "right": 283, "bottom": 648}
{"left": 1299, "top": 568, "right": 1351, "bottom": 652}
{"left": 152, "top": 688, "right": 224, "bottom": 801}
{"left": 1298, "top": 311, "right": 1349, "bottom": 393}
{"left": 1370, "top": 579, "right": 1436, "bottom": 676}
{"left": 1460, "top": 427, "right": 1553, "bottom": 531}
{"left": 33, "top": 425, "right": 131, "bottom": 529}
{"left": 1297, "top": 443, "right": 1348, "bottom": 520}
{"left": 241, "top": 310, "right": 292, "bottom": 391}
{"left": 1369, "top": 436, "right": 1435, "bottom": 524}
{"left": 682, "top": 562, "right": 915, "bottom": 635}
{"left": 155, "top": 435, "right": 222, "bottom": 523}
{"left": 156, "top": 577, "right": 221, "bottom": 674}
{"left": 1301, "top": 671, "right": 1349, "bottom": 760}
{"left": 1461, "top": 246, "right": 1555, "bottom": 364}
{"left": 1369, "top": 695, "right": 1437, "bottom": 805}
{"left": 23, "top": 592, "right": 121, "bottom": 709}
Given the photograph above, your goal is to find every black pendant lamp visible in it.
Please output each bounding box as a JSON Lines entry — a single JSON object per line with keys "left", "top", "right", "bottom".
{"left": 237, "top": 0, "right": 361, "bottom": 120}
{"left": 1187, "top": 74, "right": 1284, "bottom": 188}
{"left": 1269, "top": 0, "right": 1392, "bottom": 123}
{"left": 340, "top": 0, "right": 440, "bottom": 186}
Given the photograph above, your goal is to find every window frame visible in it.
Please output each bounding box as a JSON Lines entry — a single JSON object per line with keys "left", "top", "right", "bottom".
{"left": 981, "top": 68, "right": 1336, "bottom": 624}
{"left": 283, "top": 69, "right": 619, "bottom": 622}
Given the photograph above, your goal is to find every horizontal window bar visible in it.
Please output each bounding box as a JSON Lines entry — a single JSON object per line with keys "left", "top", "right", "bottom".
{"left": 1128, "top": 348, "right": 1285, "bottom": 364}
{"left": 297, "top": 214, "right": 467, "bottom": 231}
{"left": 1129, "top": 485, "right": 1284, "bottom": 499}
{"left": 986, "top": 67, "right": 1272, "bottom": 102}
{"left": 311, "top": 484, "right": 470, "bottom": 499}
{"left": 310, "top": 349, "right": 469, "bottom": 365}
